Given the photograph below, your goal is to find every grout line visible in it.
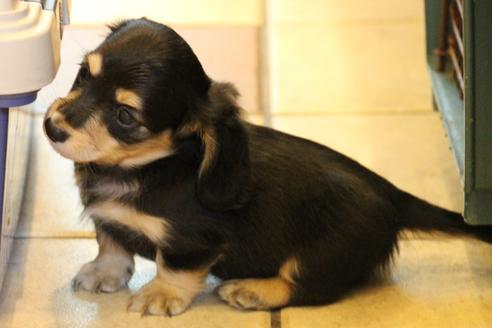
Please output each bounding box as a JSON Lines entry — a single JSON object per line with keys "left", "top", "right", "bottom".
{"left": 269, "top": 110, "right": 439, "bottom": 117}
{"left": 12, "top": 232, "right": 95, "bottom": 239}
{"left": 271, "top": 310, "right": 282, "bottom": 328}
{"left": 272, "top": 109, "right": 436, "bottom": 116}
{"left": 273, "top": 17, "right": 424, "bottom": 27}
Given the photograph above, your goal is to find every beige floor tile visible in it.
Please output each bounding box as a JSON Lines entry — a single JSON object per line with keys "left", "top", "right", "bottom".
{"left": 0, "top": 239, "right": 270, "bottom": 328}
{"left": 270, "top": 22, "right": 431, "bottom": 114}
{"left": 35, "top": 26, "right": 260, "bottom": 114}
{"left": 282, "top": 238, "right": 492, "bottom": 328}
{"left": 70, "top": 0, "right": 262, "bottom": 26}
{"left": 271, "top": 0, "right": 424, "bottom": 23}
{"left": 272, "top": 113, "right": 462, "bottom": 211}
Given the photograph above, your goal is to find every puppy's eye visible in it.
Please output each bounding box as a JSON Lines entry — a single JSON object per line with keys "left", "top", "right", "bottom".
{"left": 117, "top": 107, "right": 138, "bottom": 128}
{"left": 78, "top": 65, "right": 89, "bottom": 81}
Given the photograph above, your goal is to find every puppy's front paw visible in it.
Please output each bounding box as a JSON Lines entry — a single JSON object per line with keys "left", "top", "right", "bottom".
{"left": 127, "top": 279, "right": 191, "bottom": 316}
{"left": 72, "top": 255, "right": 134, "bottom": 293}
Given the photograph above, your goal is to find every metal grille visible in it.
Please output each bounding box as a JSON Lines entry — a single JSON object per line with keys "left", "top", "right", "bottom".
{"left": 436, "top": 0, "right": 464, "bottom": 98}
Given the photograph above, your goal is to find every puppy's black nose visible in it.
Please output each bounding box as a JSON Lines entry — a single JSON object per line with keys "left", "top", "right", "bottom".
{"left": 44, "top": 117, "right": 69, "bottom": 143}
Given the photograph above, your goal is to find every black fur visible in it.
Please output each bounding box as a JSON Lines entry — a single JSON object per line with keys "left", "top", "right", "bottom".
{"left": 57, "top": 18, "right": 492, "bottom": 308}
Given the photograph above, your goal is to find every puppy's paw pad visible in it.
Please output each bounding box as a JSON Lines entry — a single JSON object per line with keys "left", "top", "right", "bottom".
{"left": 72, "top": 258, "right": 133, "bottom": 293}
{"left": 218, "top": 281, "right": 264, "bottom": 310}
{"left": 128, "top": 282, "right": 190, "bottom": 316}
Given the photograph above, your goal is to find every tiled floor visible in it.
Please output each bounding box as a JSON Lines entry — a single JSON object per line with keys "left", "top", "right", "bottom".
{"left": 0, "top": 239, "right": 270, "bottom": 328}
{"left": 3, "top": 1, "right": 492, "bottom": 327}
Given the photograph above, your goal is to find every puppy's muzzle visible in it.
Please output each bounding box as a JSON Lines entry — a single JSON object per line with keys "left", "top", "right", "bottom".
{"left": 44, "top": 117, "right": 69, "bottom": 143}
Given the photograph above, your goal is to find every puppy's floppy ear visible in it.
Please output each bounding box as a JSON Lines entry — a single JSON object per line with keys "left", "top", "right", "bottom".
{"left": 193, "top": 82, "right": 250, "bottom": 211}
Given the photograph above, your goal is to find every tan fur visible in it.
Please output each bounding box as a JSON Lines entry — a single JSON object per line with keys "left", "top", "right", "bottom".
{"left": 279, "top": 257, "right": 300, "bottom": 285}
{"left": 128, "top": 250, "right": 208, "bottom": 316}
{"left": 198, "top": 127, "right": 217, "bottom": 176}
{"left": 96, "top": 128, "right": 174, "bottom": 167}
{"left": 115, "top": 88, "right": 143, "bottom": 110}
{"left": 176, "top": 120, "right": 217, "bottom": 177}
{"left": 87, "top": 53, "right": 103, "bottom": 77}
{"left": 85, "top": 201, "right": 169, "bottom": 245}
{"left": 219, "top": 278, "right": 292, "bottom": 310}
{"left": 218, "top": 257, "right": 300, "bottom": 309}
{"left": 51, "top": 115, "right": 103, "bottom": 162}
{"left": 51, "top": 111, "right": 63, "bottom": 125}
{"left": 155, "top": 250, "right": 208, "bottom": 297}
{"left": 46, "top": 90, "right": 81, "bottom": 117}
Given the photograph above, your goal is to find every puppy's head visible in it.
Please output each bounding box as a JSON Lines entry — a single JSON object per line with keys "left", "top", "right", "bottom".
{"left": 44, "top": 18, "right": 212, "bottom": 166}
{"left": 44, "top": 18, "right": 250, "bottom": 210}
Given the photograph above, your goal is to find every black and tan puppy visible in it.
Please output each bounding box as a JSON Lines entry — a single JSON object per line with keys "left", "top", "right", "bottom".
{"left": 43, "top": 18, "right": 491, "bottom": 316}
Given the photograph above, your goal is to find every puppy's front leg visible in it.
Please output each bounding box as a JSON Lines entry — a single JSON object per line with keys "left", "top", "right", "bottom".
{"left": 128, "top": 249, "right": 209, "bottom": 316}
{"left": 72, "top": 227, "right": 135, "bottom": 293}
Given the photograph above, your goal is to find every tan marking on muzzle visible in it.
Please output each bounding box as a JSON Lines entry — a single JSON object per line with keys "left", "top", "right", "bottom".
{"left": 115, "top": 88, "right": 143, "bottom": 111}
{"left": 87, "top": 53, "right": 103, "bottom": 77}
{"left": 50, "top": 115, "right": 103, "bottom": 162}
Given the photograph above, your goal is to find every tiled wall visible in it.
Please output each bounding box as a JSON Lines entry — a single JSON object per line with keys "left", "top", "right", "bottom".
{"left": 70, "top": 0, "right": 263, "bottom": 26}
{"left": 267, "top": 0, "right": 431, "bottom": 114}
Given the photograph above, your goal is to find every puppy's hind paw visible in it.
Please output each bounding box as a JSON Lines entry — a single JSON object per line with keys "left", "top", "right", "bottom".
{"left": 218, "top": 280, "right": 265, "bottom": 310}
{"left": 218, "top": 278, "right": 292, "bottom": 310}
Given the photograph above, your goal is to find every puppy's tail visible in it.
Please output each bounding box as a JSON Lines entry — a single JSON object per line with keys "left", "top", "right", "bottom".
{"left": 395, "top": 191, "right": 492, "bottom": 243}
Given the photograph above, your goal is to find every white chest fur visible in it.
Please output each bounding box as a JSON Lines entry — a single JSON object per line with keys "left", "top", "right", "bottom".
{"left": 84, "top": 201, "right": 169, "bottom": 245}
{"left": 87, "top": 179, "right": 140, "bottom": 201}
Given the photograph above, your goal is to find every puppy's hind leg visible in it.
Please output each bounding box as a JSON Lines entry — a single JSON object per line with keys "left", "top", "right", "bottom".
{"left": 72, "top": 226, "right": 135, "bottom": 293}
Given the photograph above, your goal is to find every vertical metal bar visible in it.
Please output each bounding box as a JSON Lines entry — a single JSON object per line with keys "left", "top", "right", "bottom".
{"left": 437, "top": 0, "right": 451, "bottom": 71}
{"left": 450, "top": 3, "right": 464, "bottom": 57}
{"left": 0, "top": 108, "right": 8, "bottom": 236}
{"left": 454, "top": 0, "right": 464, "bottom": 20}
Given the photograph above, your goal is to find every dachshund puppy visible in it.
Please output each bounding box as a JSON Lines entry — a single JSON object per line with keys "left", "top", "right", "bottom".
{"left": 43, "top": 18, "right": 491, "bottom": 316}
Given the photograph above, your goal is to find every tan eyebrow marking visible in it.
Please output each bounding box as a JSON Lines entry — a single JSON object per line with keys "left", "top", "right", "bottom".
{"left": 87, "top": 53, "right": 103, "bottom": 77}
{"left": 115, "top": 88, "right": 143, "bottom": 111}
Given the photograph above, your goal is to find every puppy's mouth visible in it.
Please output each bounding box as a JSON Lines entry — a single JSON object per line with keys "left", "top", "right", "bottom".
{"left": 43, "top": 114, "right": 102, "bottom": 163}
